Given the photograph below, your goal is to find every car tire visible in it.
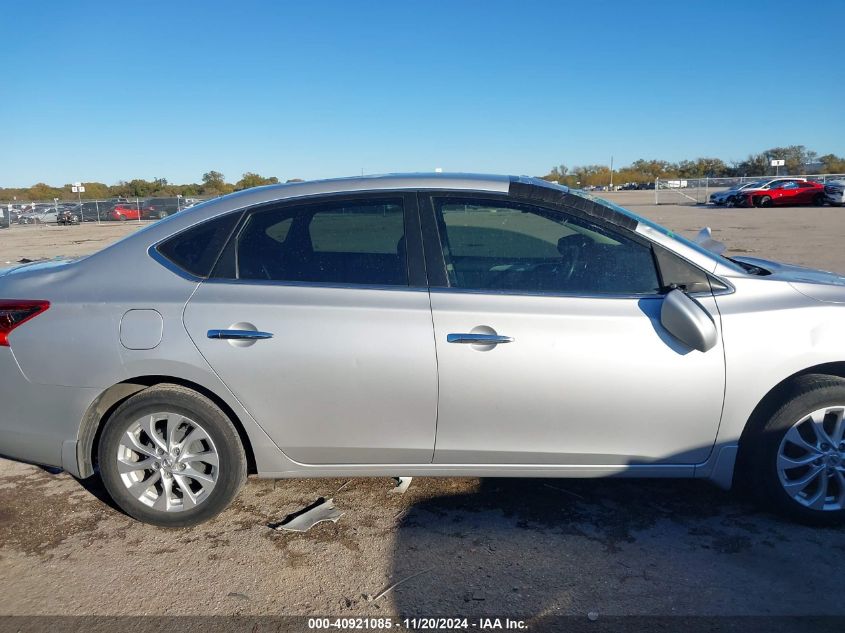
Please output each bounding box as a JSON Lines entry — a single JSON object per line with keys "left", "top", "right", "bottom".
{"left": 813, "top": 193, "right": 825, "bottom": 206}
{"left": 117, "top": 214, "right": 126, "bottom": 221}
{"left": 158, "top": 210, "right": 169, "bottom": 219}
{"left": 97, "top": 384, "right": 247, "bottom": 528}
{"left": 758, "top": 195, "right": 772, "bottom": 208}
{"left": 748, "top": 374, "right": 845, "bottom": 525}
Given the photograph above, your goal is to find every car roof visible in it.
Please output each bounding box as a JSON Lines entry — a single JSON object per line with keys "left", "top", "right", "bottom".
{"left": 163, "top": 173, "right": 521, "bottom": 226}
{"left": 220, "top": 172, "right": 514, "bottom": 202}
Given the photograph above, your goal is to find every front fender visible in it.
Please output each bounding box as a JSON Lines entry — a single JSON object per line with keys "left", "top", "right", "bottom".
{"left": 714, "top": 277, "right": 845, "bottom": 448}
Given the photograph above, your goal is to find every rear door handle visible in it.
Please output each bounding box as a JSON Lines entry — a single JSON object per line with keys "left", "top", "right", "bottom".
{"left": 207, "top": 329, "right": 273, "bottom": 340}
{"left": 447, "top": 333, "right": 514, "bottom": 344}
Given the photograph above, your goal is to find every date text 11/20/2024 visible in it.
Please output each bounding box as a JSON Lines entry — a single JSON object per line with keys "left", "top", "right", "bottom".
{"left": 307, "top": 617, "right": 528, "bottom": 630}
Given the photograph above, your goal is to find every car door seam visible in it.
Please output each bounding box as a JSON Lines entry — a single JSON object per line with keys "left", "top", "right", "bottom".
{"left": 426, "top": 287, "right": 441, "bottom": 464}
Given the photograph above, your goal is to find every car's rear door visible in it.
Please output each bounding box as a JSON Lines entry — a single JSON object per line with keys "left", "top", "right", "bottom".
{"left": 421, "top": 193, "right": 726, "bottom": 466}
{"left": 771, "top": 180, "right": 798, "bottom": 205}
{"left": 793, "top": 181, "right": 818, "bottom": 204}
{"left": 183, "top": 192, "right": 438, "bottom": 464}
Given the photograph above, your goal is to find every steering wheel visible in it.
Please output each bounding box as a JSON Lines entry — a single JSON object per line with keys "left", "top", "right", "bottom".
{"left": 486, "top": 254, "right": 584, "bottom": 289}
{"left": 486, "top": 234, "right": 589, "bottom": 290}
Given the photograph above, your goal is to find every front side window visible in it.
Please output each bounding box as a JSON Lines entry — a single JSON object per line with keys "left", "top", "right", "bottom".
{"left": 230, "top": 199, "right": 407, "bottom": 285}
{"left": 433, "top": 198, "right": 659, "bottom": 295}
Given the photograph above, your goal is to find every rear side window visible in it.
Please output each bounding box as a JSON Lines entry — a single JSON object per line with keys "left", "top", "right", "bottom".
{"left": 156, "top": 212, "right": 240, "bottom": 277}
{"left": 222, "top": 199, "right": 407, "bottom": 286}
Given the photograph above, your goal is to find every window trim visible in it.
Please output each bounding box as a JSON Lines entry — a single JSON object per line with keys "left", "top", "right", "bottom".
{"left": 420, "top": 192, "right": 665, "bottom": 299}
{"left": 208, "top": 191, "right": 427, "bottom": 290}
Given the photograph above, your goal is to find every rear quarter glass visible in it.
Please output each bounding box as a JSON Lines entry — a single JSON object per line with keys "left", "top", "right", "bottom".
{"left": 155, "top": 212, "right": 241, "bottom": 278}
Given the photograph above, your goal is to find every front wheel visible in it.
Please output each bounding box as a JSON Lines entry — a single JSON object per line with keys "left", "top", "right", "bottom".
{"left": 98, "top": 384, "right": 247, "bottom": 527}
{"left": 813, "top": 193, "right": 825, "bottom": 206}
{"left": 757, "top": 195, "right": 772, "bottom": 208}
{"left": 749, "top": 375, "right": 845, "bottom": 524}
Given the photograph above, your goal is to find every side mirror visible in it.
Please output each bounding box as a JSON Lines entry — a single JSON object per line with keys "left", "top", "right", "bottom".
{"left": 660, "top": 288, "right": 718, "bottom": 352}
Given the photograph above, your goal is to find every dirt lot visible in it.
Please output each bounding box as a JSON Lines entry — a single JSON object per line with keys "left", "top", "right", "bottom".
{"left": 2, "top": 193, "right": 845, "bottom": 622}
{"left": 0, "top": 221, "right": 144, "bottom": 264}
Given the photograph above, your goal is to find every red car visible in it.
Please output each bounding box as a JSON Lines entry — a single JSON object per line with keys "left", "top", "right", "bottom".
{"left": 108, "top": 203, "right": 141, "bottom": 221}
{"left": 737, "top": 179, "right": 826, "bottom": 207}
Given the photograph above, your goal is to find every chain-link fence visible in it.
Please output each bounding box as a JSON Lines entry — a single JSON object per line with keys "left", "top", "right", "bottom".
{"left": 0, "top": 196, "right": 210, "bottom": 228}
{"left": 653, "top": 174, "right": 845, "bottom": 205}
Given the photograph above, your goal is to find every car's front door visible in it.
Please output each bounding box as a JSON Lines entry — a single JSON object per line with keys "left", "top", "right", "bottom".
{"left": 422, "top": 194, "right": 726, "bottom": 466}
{"left": 183, "top": 193, "right": 438, "bottom": 465}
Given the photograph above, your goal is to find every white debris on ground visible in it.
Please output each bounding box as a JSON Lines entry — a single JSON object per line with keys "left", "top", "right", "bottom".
{"left": 388, "top": 476, "right": 413, "bottom": 495}
{"left": 270, "top": 497, "right": 343, "bottom": 532}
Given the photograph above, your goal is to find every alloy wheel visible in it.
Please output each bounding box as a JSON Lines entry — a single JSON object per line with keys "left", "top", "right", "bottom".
{"left": 777, "top": 406, "right": 845, "bottom": 511}
{"left": 116, "top": 412, "right": 219, "bottom": 512}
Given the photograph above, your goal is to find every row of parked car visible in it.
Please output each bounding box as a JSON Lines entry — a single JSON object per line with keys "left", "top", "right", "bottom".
{"left": 2, "top": 197, "right": 199, "bottom": 227}
{"left": 709, "top": 178, "right": 845, "bottom": 207}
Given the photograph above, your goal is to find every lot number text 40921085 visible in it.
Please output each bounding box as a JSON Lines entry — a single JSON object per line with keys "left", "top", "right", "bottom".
{"left": 307, "top": 617, "right": 528, "bottom": 630}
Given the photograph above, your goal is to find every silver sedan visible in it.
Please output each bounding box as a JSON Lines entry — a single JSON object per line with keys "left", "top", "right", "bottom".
{"left": 2, "top": 174, "right": 845, "bottom": 526}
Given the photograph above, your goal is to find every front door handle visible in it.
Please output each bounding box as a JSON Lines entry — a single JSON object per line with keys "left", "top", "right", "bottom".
{"left": 207, "top": 329, "right": 273, "bottom": 340}
{"left": 447, "top": 333, "right": 514, "bottom": 344}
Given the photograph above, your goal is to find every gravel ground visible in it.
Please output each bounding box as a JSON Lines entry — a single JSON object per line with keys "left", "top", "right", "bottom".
{"left": 2, "top": 192, "right": 845, "bottom": 620}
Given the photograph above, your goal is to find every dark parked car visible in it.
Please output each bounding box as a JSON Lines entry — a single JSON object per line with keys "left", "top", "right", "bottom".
{"left": 141, "top": 197, "right": 183, "bottom": 220}
{"left": 57, "top": 209, "right": 80, "bottom": 225}
{"left": 67, "top": 201, "right": 120, "bottom": 222}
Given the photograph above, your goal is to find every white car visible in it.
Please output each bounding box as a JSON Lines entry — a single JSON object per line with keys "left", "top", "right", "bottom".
{"left": 32, "top": 210, "right": 59, "bottom": 224}
{"left": 824, "top": 180, "right": 845, "bottom": 206}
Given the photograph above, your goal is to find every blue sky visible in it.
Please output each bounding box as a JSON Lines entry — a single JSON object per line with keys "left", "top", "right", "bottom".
{"left": 1, "top": 0, "right": 843, "bottom": 186}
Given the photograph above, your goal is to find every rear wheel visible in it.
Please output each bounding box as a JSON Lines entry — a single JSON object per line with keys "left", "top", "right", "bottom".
{"left": 757, "top": 195, "right": 772, "bottom": 208}
{"left": 98, "top": 384, "right": 247, "bottom": 527}
{"left": 748, "top": 375, "right": 845, "bottom": 524}
{"left": 813, "top": 193, "right": 825, "bottom": 206}
{"left": 116, "top": 213, "right": 126, "bottom": 221}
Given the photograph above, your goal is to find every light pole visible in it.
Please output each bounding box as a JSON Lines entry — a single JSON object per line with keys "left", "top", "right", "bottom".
{"left": 609, "top": 156, "right": 614, "bottom": 190}
{"left": 71, "top": 182, "right": 85, "bottom": 222}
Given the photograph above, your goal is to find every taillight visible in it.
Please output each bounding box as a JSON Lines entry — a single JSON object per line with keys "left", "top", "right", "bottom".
{"left": 0, "top": 300, "right": 50, "bottom": 346}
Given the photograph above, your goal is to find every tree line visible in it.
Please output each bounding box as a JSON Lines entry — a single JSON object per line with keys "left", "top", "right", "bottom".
{"left": 0, "top": 171, "right": 303, "bottom": 202}
{"left": 542, "top": 146, "right": 845, "bottom": 188}
{"left": 3, "top": 145, "right": 844, "bottom": 201}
